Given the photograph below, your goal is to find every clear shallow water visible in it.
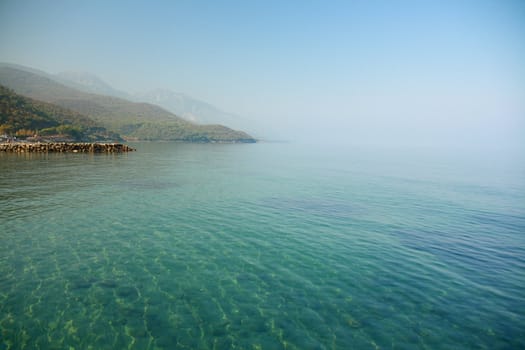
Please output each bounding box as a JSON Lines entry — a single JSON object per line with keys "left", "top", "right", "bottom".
{"left": 1, "top": 142, "right": 524, "bottom": 349}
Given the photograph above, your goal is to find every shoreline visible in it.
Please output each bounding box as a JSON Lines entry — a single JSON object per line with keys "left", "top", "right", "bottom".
{"left": 0, "top": 142, "right": 135, "bottom": 153}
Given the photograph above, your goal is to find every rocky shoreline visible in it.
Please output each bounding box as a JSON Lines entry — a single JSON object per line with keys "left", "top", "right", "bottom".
{"left": 0, "top": 142, "right": 135, "bottom": 153}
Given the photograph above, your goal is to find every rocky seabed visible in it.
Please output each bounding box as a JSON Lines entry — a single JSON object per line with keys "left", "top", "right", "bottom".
{"left": 0, "top": 142, "right": 135, "bottom": 153}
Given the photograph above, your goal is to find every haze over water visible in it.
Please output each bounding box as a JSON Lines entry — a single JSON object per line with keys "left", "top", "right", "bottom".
{"left": 1, "top": 0, "right": 525, "bottom": 349}
{"left": 1, "top": 0, "right": 524, "bottom": 147}
{"left": 1, "top": 143, "right": 524, "bottom": 349}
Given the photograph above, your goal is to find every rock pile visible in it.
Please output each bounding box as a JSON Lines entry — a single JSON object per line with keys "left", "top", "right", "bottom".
{"left": 0, "top": 142, "right": 135, "bottom": 153}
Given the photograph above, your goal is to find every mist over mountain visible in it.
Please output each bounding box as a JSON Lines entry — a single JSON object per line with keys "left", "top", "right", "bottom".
{"left": 134, "top": 89, "right": 248, "bottom": 128}
{"left": 54, "top": 71, "right": 130, "bottom": 99}
{"left": 49, "top": 66, "right": 259, "bottom": 136}
{"left": 0, "top": 64, "right": 255, "bottom": 143}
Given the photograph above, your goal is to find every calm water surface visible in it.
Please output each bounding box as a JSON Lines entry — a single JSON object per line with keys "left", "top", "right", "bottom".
{"left": 1, "top": 142, "right": 524, "bottom": 349}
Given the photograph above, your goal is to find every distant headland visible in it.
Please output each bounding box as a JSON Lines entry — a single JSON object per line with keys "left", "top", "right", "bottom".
{"left": 0, "top": 65, "right": 257, "bottom": 143}
{"left": 0, "top": 142, "right": 135, "bottom": 153}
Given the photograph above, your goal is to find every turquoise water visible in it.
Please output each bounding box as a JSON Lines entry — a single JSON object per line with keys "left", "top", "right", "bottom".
{"left": 1, "top": 142, "right": 524, "bottom": 349}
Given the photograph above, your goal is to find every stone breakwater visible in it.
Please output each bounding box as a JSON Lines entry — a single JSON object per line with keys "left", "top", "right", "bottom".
{"left": 0, "top": 142, "right": 135, "bottom": 153}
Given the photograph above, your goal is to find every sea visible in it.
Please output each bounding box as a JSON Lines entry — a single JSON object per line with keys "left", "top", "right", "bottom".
{"left": 1, "top": 142, "right": 524, "bottom": 349}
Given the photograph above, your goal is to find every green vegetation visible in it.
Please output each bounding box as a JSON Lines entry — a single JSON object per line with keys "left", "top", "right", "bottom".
{"left": 0, "top": 85, "right": 121, "bottom": 141}
{"left": 125, "top": 122, "right": 256, "bottom": 142}
{"left": 0, "top": 65, "right": 257, "bottom": 142}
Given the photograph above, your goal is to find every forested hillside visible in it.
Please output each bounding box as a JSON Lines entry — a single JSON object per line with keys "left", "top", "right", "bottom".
{"left": 0, "top": 85, "right": 121, "bottom": 141}
{"left": 0, "top": 65, "right": 256, "bottom": 143}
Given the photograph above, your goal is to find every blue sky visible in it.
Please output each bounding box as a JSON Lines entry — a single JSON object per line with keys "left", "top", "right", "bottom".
{"left": 1, "top": 0, "right": 524, "bottom": 147}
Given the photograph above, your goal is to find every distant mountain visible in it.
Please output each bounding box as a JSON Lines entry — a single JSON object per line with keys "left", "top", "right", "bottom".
{"left": 0, "top": 65, "right": 255, "bottom": 143}
{"left": 0, "top": 63, "right": 129, "bottom": 99}
{"left": 0, "top": 85, "right": 121, "bottom": 141}
{"left": 0, "top": 62, "right": 53, "bottom": 78}
{"left": 54, "top": 71, "right": 130, "bottom": 99}
{"left": 50, "top": 68, "right": 256, "bottom": 134}
{"left": 134, "top": 89, "right": 245, "bottom": 127}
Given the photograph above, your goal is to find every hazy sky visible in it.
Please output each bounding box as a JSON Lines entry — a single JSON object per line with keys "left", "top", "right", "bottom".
{"left": 1, "top": 0, "right": 524, "bottom": 147}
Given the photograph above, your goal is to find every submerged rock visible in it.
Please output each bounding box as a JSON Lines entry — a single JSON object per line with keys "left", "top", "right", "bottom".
{"left": 116, "top": 286, "right": 139, "bottom": 299}
{"left": 98, "top": 279, "right": 118, "bottom": 288}
{"left": 71, "top": 280, "right": 92, "bottom": 289}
